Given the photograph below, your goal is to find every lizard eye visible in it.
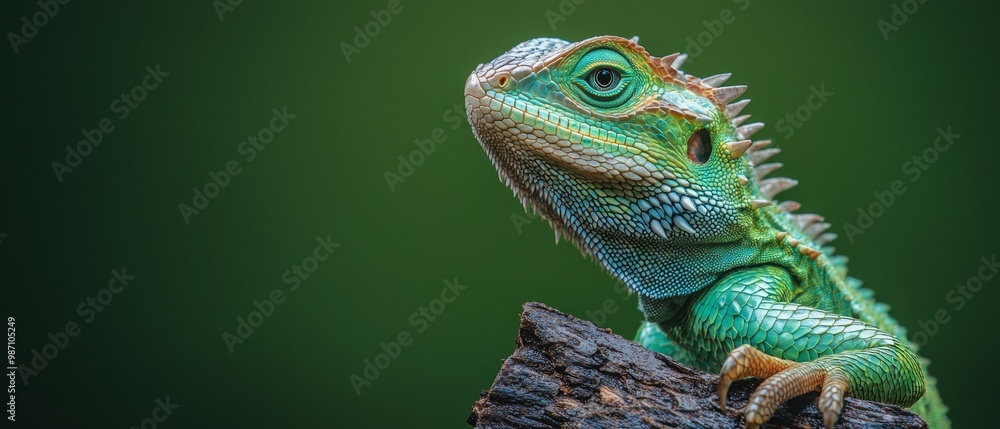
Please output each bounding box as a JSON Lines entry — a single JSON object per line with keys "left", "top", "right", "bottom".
{"left": 569, "top": 48, "right": 639, "bottom": 109}
{"left": 588, "top": 68, "right": 620, "bottom": 91}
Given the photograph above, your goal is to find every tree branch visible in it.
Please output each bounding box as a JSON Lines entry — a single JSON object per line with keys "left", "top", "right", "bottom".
{"left": 468, "top": 302, "right": 926, "bottom": 429}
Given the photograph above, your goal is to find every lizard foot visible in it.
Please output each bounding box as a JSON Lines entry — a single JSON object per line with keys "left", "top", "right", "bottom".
{"left": 718, "top": 344, "right": 848, "bottom": 429}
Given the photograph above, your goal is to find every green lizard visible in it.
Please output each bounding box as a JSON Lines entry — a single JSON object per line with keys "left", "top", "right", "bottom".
{"left": 464, "top": 36, "right": 949, "bottom": 428}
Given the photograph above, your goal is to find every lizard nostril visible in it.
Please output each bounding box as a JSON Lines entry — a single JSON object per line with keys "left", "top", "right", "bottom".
{"left": 487, "top": 72, "right": 512, "bottom": 90}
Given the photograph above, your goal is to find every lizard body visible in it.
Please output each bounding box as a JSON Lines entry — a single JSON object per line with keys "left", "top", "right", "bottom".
{"left": 464, "top": 36, "right": 949, "bottom": 428}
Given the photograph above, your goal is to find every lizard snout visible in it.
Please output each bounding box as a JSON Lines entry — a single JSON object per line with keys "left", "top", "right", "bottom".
{"left": 464, "top": 71, "right": 486, "bottom": 100}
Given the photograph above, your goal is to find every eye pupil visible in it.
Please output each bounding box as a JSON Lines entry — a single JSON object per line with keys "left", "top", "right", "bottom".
{"left": 596, "top": 69, "right": 613, "bottom": 87}
{"left": 591, "top": 68, "right": 619, "bottom": 90}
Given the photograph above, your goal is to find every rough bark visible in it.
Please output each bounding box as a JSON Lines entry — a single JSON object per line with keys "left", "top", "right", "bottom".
{"left": 468, "top": 302, "right": 927, "bottom": 429}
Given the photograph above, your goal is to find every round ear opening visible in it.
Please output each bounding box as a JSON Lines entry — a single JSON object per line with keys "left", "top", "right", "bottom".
{"left": 687, "top": 128, "right": 712, "bottom": 164}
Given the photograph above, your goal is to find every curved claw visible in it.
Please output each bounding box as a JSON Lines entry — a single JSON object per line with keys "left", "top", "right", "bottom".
{"left": 717, "top": 344, "right": 795, "bottom": 410}
{"left": 718, "top": 345, "right": 849, "bottom": 429}
{"left": 744, "top": 364, "right": 826, "bottom": 428}
{"left": 819, "top": 375, "right": 848, "bottom": 429}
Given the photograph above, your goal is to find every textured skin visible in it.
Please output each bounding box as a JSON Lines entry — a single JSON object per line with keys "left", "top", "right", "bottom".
{"left": 465, "top": 36, "right": 949, "bottom": 428}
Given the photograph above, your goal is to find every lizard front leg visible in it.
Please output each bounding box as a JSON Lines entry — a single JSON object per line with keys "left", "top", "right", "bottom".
{"left": 660, "top": 266, "right": 925, "bottom": 429}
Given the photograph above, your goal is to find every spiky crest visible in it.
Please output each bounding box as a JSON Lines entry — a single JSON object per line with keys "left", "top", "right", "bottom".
{"left": 652, "top": 50, "right": 847, "bottom": 278}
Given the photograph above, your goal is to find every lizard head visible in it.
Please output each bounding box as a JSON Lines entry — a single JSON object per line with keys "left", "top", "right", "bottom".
{"left": 465, "top": 36, "right": 783, "bottom": 300}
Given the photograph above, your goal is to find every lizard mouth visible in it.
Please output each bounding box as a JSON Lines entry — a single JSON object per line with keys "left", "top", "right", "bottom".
{"left": 464, "top": 69, "right": 665, "bottom": 186}
{"left": 464, "top": 66, "right": 730, "bottom": 240}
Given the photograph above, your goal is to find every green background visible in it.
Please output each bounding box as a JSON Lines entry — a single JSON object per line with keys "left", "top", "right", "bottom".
{"left": 3, "top": 1, "right": 997, "bottom": 427}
